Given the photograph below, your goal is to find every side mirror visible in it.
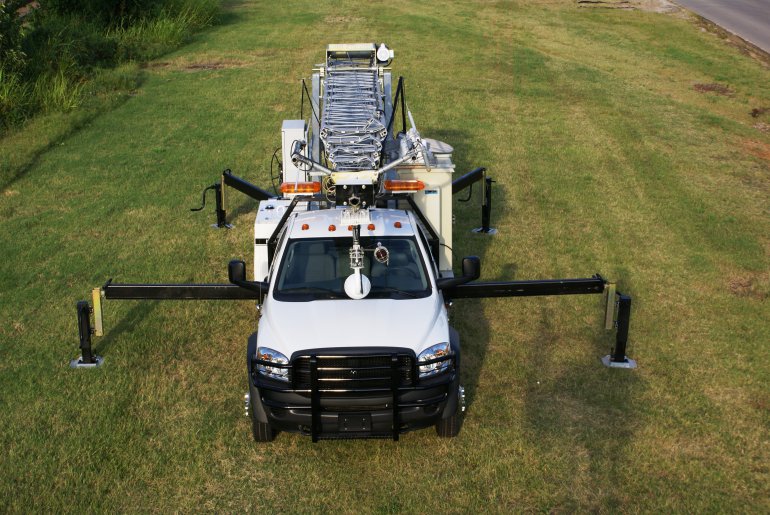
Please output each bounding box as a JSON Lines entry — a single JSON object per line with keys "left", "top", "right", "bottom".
{"left": 228, "top": 259, "right": 247, "bottom": 284}
{"left": 461, "top": 256, "right": 481, "bottom": 282}
{"left": 436, "top": 255, "right": 481, "bottom": 290}
{"left": 228, "top": 259, "right": 268, "bottom": 293}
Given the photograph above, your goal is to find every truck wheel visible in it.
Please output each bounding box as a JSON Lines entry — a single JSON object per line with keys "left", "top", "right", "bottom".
{"left": 249, "top": 384, "right": 276, "bottom": 442}
{"left": 436, "top": 379, "right": 464, "bottom": 437}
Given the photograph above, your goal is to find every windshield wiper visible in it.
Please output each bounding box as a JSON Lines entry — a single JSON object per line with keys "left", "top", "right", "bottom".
{"left": 280, "top": 286, "right": 344, "bottom": 298}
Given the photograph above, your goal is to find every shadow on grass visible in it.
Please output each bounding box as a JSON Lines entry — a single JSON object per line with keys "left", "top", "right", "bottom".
{"left": 522, "top": 306, "right": 645, "bottom": 509}
{"left": 429, "top": 128, "right": 508, "bottom": 414}
{"left": 93, "top": 301, "right": 159, "bottom": 357}
{"left": 1, "top": 75, "right": 145, "bottom": 192}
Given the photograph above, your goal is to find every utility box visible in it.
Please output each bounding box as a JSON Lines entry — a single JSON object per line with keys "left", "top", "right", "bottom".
{"left": 281, "top": 120, "right": 308, "bottom": 183}
{"left": 397, "top": 138, "right": 455, "bottom": 276}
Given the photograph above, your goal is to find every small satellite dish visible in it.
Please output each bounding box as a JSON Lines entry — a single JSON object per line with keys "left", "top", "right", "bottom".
{"left": 377, "top": 43, "right": 392, "bottom": 63}
{"left": 344, "top": 272, "right": 371, "bottom": 300}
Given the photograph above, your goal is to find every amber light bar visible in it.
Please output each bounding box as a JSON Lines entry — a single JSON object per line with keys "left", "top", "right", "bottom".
{"left": 280, "top": 182, "right": 321, "bottom": 194}
{"left": 384, "top": 179, "right": 425, "bottom": 192}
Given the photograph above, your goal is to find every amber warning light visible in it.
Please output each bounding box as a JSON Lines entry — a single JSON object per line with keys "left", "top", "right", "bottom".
{"left": 280, "top": 182, "right": 321, "bottom": 194}
{"left": 384, "top": 179, "right": 425, "bottom": 192}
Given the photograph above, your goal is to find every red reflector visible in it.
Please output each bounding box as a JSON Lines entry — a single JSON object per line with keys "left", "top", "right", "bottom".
{"left": 328, "top": 225, "right": 336, "bottom": 232}
{"left": 384, "top": 179, "right": 425, "bottom": 191}
{"left": 367, "top": 224, "right": 375, "bottom": 230}
{"left": 301, "top": 223, "right": 309, "bottom": 231}
{"left": 347, "top": 225, "right": 353, "bottom": 231}
{"left": 280, "top": 181, "right": 321, "bottom": 194}
{"left": 394, "top": 221, "right": 402, "bottom": 228}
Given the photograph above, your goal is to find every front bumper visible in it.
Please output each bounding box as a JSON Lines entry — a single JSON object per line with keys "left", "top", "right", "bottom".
{"left": 248, "top": 345, "right": 458, "bottom": 441}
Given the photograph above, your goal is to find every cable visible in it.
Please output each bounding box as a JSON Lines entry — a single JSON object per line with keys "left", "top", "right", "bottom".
{"left": 301, "top": 79, "right": 320, "bottom": 125}
{"left": 440, "top": 243, "right": 459, "bottom": 264}
{"left": 270, "top": 147, "right": 282, "bottom": 195}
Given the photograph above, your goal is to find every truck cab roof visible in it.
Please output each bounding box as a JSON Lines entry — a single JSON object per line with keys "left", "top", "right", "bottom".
{"left": 286, "top": 208, "right": 416, "bottom": 239}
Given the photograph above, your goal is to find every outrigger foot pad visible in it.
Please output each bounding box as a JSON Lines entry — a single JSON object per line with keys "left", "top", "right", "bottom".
{"left": 601, "top": 355, "right": 637, "bottom": 369}
{"left": 211, "top": 223, "right": 234, "bottom": 229}
{"left": 471, "top": 227, "right": 497, "bottom": 235}
{"left": 70, "top": 356, "right": 104, "bottom": 369}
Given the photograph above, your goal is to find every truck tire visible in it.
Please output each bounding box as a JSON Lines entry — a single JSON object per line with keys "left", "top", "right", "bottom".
{"left": 251, "top": 417, "right": 276, "bottom": 442}
{"left": 249, "top": 383, "right": 276, "bottom": 442}
{"left": 435, "top": 385, "right": 462, "bottom": 438}
{"left": 435, "top": 408, "right": 461, "bottom": 437}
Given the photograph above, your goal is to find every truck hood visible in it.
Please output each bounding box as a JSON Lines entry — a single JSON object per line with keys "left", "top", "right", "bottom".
{"left": 258, "top": 295, "right": 448, "bottom": 358}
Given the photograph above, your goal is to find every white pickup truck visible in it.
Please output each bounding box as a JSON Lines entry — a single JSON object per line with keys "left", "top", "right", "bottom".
{"left": 238, "top": 202, "right": 478, "bottom": 441}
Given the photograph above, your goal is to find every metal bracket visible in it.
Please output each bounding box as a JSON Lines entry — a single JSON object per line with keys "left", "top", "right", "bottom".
{"left": 92, "top": 287, "right": 104, "bottom": 337}
{"left": 70, "top": 355, "right": 104, "bottom": 368}
{"left": 601, "top": 355, "right": 637, "bottom": 369}
{"left": 603, "top": 282, "right": 616, "bottom": 331}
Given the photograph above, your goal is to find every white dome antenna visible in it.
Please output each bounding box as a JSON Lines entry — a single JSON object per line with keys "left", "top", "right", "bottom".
{"left": 377, "top": 43, "right": 393, "bottom": 62}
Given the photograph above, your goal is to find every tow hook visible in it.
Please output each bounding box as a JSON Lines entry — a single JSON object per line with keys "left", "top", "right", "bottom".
{"left": 244, "top": 392, "right": 250, "bottom": 417}
{"left": 459, "top": 385, "right": 466, "bottom": 413}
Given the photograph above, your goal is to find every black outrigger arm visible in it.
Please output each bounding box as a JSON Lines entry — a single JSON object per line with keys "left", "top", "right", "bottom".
{"left": 70, "top": 264, "right": 264, "bottom": 369}
{"left": 191, "top": 169, "right": 276, "bottom": 229}
{"left": 444, "top": 275, "right": 636, "bottom": 368}
{"left": 72, "top": 272, "right": 635, "bottom": 369}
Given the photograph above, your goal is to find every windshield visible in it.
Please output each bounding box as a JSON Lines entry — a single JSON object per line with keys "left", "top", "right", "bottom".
{"left": 273, "top": 236, "right": 431, "bottom": 301}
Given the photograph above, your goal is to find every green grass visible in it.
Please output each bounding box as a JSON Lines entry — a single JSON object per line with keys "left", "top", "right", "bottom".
{"left": 1, "top": 0, "right": 769, "bottom": 511}
{"left": 0, "top": 0, "right": 220, "bottom": 130}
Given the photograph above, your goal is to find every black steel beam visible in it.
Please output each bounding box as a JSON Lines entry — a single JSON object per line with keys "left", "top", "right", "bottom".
{"left": 390, "top": 354, "right": 400, "bottom": 442}
{"left": 452, "top": 167, "right": 486, "bottom": 195}
{"left": 612, "top": 294, "right": 632, "bottom": 363}
{"left": 103, "top": 283, "right": 260, "bottom": 300}
{"left": 223, "top": 170, "right": 276, "bottom": 201}
{"left": 267, "top": 196, "right": 301, "bottom": 264}
{"left": 446, "top": 277, "right": 606, "bottom": 299}
{"left": 76, "top": 301, "right": 95, "bottom": 363}
{"left": 310, "top": 355, "right": 320, "bottom": 443}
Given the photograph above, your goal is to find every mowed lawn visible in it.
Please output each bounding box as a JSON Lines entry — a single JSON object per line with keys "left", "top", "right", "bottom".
{"left": 1, "top": 0, "right": 769, "bottom": 512}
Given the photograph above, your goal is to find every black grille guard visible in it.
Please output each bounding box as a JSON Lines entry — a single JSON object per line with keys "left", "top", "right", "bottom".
{"left": 251, "top": 352, "right": 456, "bottom": 441}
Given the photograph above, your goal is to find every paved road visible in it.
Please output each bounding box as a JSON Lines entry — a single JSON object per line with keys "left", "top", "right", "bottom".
{"left": 675, "top": 0, "right": 770, "bottom": 53}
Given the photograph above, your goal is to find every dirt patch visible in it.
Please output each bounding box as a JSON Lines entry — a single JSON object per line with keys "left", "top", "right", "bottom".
{"left": 741, "top": 140, "right": 770, "bottom": 161}
{"left": 146, "top": 59, "right": 251, "bottom": 72}
{"left": 754, "top": 123, "right": 770, "bottom": 133}
{"left": 749, "top": 395, "right": 770, "bottom": 413}
{"left": 576, "top": 0, "right": 679, "bottom": 13}
{"left": 693, "top": 82, "right": 734, "bottom": 96}
{"left": 727, "top": 272, "right": 769, "bottom": 300}
{"left": 323, "top": 15, "right": 365, "bottom": 24}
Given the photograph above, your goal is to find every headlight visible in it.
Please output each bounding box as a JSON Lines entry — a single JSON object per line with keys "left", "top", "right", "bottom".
{"left": 255, "top": 347, "right": 290, "bottom": 382}
{"left": 417, "top": 342, "right": 452, "bottom": 378}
